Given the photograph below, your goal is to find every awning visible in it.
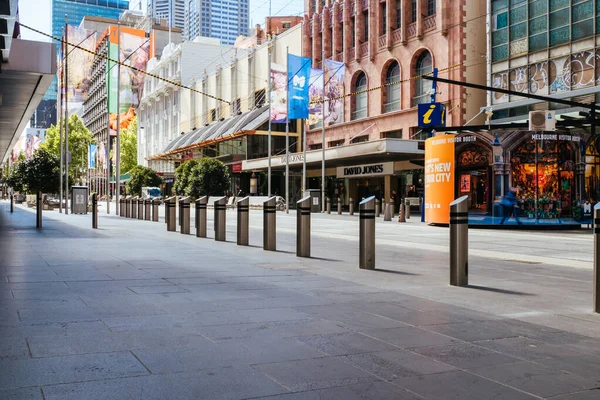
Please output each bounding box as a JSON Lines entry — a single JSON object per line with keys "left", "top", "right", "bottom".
{"left": 150, "top": 105, "right": 269, "bottom": 160}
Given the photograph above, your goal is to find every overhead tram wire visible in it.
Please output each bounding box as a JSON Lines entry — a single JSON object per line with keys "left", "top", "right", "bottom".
{"left": 19, "top": 22, "right": 231, "bottom": 105}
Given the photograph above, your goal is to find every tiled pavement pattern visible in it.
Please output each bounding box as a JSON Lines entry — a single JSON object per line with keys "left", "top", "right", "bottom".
{"left": 1, "top": 201, "right": 600, "bottom": 399}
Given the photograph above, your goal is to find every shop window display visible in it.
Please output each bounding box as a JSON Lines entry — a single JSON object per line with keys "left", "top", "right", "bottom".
{"left": 510, "top": 138, "right": 575, "bottom": 220}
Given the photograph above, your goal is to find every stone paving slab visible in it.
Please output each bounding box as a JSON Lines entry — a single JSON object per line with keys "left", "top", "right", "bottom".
{"left": 3, "top": 202, "right": 600, "bottom": 399}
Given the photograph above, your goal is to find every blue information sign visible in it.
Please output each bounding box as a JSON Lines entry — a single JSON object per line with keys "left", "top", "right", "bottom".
{"left": 418, "top": 102, "right": 446, "bottom": 128}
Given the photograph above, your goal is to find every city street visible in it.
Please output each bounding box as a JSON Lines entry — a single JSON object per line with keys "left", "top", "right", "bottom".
{"left": 1, "top": 201, "right": 600, "bottom": 399}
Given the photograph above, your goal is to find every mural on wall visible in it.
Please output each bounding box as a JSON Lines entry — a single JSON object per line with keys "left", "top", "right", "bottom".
{"left": 492, "top": 49, "right": 600, "bottom": 104}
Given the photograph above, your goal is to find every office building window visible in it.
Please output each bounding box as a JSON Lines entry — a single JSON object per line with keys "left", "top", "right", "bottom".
{"left": 427, "top": 0, "right": 436, "bottom": 16}
{"left": 383, "top": 61, "right": 400, "bottom": 113}
{"left": 414, "top": 51, "right": 433, "bottom": 106}
{"left": 352, "top": 72, "right": 367, "bottom": 120}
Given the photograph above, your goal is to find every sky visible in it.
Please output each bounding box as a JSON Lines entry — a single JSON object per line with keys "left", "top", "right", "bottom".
{"left": 17, "top": 0, "right": 304, "bottom": 43}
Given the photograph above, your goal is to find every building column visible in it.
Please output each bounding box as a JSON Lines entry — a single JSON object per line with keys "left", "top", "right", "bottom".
{"left": 332, "top": 2, "right": 340, "bottom": 59}
{"left": 369, "top": 0, "right": 376, "bottom": 61}
{"left": 355, "top": 0, "right": 362, "bottom": 62}
{"left": 386, "top": 0, "right": 393, "bottom": 50}
{"left": 323, "top": 8, "right": 331, "bottom": 59}
{"left": 401, "top": 0, "right": 409, "bottom": 44}
{"left": 343, "top": 0, "right": 352, "bottom": 65}
{"left": 312, "top": 14, "right": 321, "bottom": 67}
{"left": 384, "top": 175, "right": 392, "bottom": 204}
{"left": 303, "top": 16, "right": 312, "bottom": 59}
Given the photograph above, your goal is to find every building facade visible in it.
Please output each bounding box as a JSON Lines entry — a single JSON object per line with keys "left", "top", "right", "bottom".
{"left": 142, "top": 24, "right": 303, "bottom": 198}
{"left": 147, "top": 0, "right": 185, "bottom": 31}
{"left": 32, "top": 0, "right": 130, "bottom": 131}
{"left": 185, "top": 0, "right": 249, "bottom": 45}
{"left": 242, "top": 0, "right": 487, "bottom": 207}
{"left": 449, "top": 0, "right": 600, "bottom": 224}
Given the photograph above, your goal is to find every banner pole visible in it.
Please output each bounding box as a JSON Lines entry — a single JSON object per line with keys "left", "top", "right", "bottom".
{"left": 285, "top": 46, "right": 289, "bottom": 214}
{"left": 64, "top": 16, "right": 69, "bottom": 215}
{"left": 59, "top": 27, "right": 64, "bottom": 213}
{"left": 267, "top": 36, "right": 272, "bottom": 197}
{"left": 321, "top": 40, "right": 325, "bottom": 212}
{"left": 115, "top": 22, "right": 121, "bottom": 215}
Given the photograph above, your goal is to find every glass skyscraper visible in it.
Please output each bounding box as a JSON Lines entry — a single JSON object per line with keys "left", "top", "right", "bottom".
{"left": 186, "top": 0, "right": 249, "bottom": 45}
{"left": 33, "top": 0, "right": 129, "bottom": 129}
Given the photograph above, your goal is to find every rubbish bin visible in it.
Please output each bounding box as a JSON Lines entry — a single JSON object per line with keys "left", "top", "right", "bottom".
{"left": 305, "top": 189, "right": 321, "bottom": 213}
{"left": 71, "top": 186, "right": 88, "bottom": 215}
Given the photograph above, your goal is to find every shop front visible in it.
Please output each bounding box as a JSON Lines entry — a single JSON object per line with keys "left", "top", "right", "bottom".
{"left": 242, "top": 139, "right": 425, "bottom": 210}
{"left": 427, "top": 131, "right": 586, "bottom": 226}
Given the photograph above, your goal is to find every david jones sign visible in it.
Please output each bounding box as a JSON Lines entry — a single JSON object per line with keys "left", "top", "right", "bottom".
{"left": 337, "top": 162, "right": 393, "bottom": 178}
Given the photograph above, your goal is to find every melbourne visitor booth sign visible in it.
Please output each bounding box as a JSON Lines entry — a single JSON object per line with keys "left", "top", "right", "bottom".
{"left": 425, "top": 135, "right": 456, "bottom": 224}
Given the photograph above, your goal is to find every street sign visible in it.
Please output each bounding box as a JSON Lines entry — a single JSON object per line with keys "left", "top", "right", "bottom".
{"left": 418, "top": 102, "right": 446, "bottom": 128}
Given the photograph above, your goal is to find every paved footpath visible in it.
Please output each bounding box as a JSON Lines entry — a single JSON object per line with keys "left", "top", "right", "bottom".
{"left": 1, "top": 201, "right": 600, "bottom": 399}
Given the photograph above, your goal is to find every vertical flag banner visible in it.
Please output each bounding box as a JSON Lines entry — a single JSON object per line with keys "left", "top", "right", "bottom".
{"left": 424, "top": 134, "right": 455, "bottom": 224}
{"left": 66, "top": 25, "right": 97, "bottom": 113}
{"left": 88, "top": 144, "right": 97, "bottom": 169}
{"left": 287, "top": 54, "right": 312, "bottom": 120}
{"left": 270, "top": 63, "right": 287, "bottom": 123}
{"left": 97, "top": 142, "right": 107, "bottom": 171}
{"left": 107, "top": 27, "right": 154, "bottom": 135}
{"left": 308, "top": 68, "right": 324, "bottom": 129}
{"left": 324, "top": 59, "right": 345, "bottom": 125}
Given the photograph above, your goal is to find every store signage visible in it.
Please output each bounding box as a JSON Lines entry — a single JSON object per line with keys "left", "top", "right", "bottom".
{"left": 280, "top": 154, "right": 305, "bottom": 164}
{"left": 418, "top": 102, "right": 446, "bottom": 128}
{"left": 231, "top": 162, "right": 243, "bottom": 173}
{"left": 336, "top": 162, "right": 393, "bottom": 178}
{"left": 531, "top": 133, "right": 580, "bottom": 142}
{"left": 425, "top": 135, "right": 455, "bottom": 224}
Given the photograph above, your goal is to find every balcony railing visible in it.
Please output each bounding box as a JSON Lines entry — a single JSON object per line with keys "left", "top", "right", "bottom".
{"left": 423, "top": 15, "right": 436, "bottom": 32}
{"left": 359, "top": 42, "right": 368, "bottom": 58}
{"left": 378, "top": 34, "right": 387, "bottom": 48}
{"left": 407, "top": 23, "right": 417, "bottom": 38}
{"left": 391, "top": 28, "right": 401, "bottom": 43}
{"left": 335, "top": 52, "right": 344, "bottom": 62}
{"left": 412, "top": 94, "right": 431, "bottom": 107}
{"left": 348, "top": 47, "right": 355, "bottom": 60}
{"left": 383, "top": 101, "right": 400, "bottom": 113}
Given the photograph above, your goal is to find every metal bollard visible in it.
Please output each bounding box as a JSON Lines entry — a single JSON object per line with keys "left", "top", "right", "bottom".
{"left": 131, "top": 197, "right": 138, "bottom": 219}
{"left": 165, "top": 196, "right": 176, "bottom": 232}
{"left": 383, "top": 202, "right": 392, "bottom": 221}
{"left": 214, "top": 196, "right": 227, "bottom": 241}
{"left": 137, "top": 198, "right": 144, "bottom": 220}
{"left": 594, "top": 204, "right": 600, "bottom": 313}
{"left": 10, "top": 192, "right": 13, "bottom": 213}
{"left": 405, "top": 199, "right": 410, "bottom": 220}
{"left": 144, "top": 199, "right": 151, "bottom": 221}
{"left": 152, "top": 198, "right": 160, "bottom": 222}
{"left": 237, "top": 196, "right": 249, "bottom": 246}
{"left": 375, "top": 199, "right": 381, "bottom": 218}
{"left": 179, "top": 197, "right": 191, "bottom": 234}
{"left": 195, "top": 196, "right": 208, "bottom": 238}
{"left": 92, "top": 193, "right": 98, "bottom": 229}
{"left": 337, "top": 198, "right": 342, "bottom": 215}
{"left": 36, "top": 191, "right": 42, "bottom": 229}
{"left": 398, "top": 199, "right": 406, "bottom": 223}
{"left": 349, "top": 198, "right": 354, "bottom": 216}
{"left": 297, "top": 195, "right": 311, "bottom": 257}
{"left": 119, "top": 198, "right": 124, "bottom": 217}
{"left": 450, "top": 196, "right": 469, "bottom": 286}
{"left": 326, "top": 197, "right": 331, "bottom": 214}
{"left": 359, "top": 196, "right": 376, "bottom": 269}
{"left": 125, "top": 196, "right": 131, "bottom": 218}
{"left": 263, "top": 196, "right": 276, "bottom": 251}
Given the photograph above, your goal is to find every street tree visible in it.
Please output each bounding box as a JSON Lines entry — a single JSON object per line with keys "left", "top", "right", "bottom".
{"left": 126, "top": 165, "right": 162, "bottom": 196}
{"left": 23, "top": 149, "right": 61, "bottom": 194}
{"left": 174, "top": 159, "right": 199, "bottom": 196}
{"left": 42, "top": 114, "right": 93, "bottom": 183}
{"left": 187, "top": 157, "right": 230, "bottom": 199}
{"left": 112, "top": 116, "right": 138, "bottom": 175}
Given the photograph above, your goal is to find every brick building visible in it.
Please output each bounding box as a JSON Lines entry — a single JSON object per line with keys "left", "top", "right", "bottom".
{"left": 243, "top": 0, "right": 487, "bottom": 205}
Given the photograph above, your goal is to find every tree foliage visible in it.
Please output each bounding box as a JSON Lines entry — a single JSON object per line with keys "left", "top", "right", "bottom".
{"left": 41, "top": 114, "right": 93, "bottom": 182}
{"left": 126, "top": 165, "right": 162, "bottom": 196}
{"left": 173, "top": 159, "right": 199, "bottom": 196}
{"left": 186, "top": 158, "right": 230, "bottom": 199}
{"left": 113, "top": 116, "right": 138, "bottom": 175}
{"left": 6, "top": 149, "right": 60, "bottom": 194}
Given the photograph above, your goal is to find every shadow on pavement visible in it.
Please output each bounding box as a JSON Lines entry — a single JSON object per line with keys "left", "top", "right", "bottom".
{"left": 465, "top": 284, "right": 535, "bottom": 296}
{"left": 373, "top": 268, "right": 419, "bottom": 276}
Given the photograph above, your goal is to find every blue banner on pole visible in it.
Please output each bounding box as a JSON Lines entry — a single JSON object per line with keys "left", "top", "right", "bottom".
{"left": 287, "top": 54, "right": 312, "bottom": 120}
{"left": 418, "top": 102, "right": 446, "bottom": 128}
{"left": 88, "top": 144, "right": 97, "bottom": 169}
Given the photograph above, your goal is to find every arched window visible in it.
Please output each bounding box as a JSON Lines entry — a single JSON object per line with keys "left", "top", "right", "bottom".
{"left": 414, "top": 51, "right": 433, "bottom": 106}
{"left": 383, "top": 61, "right": 400, "bottom": 113}
{"left": 352, "top": 72, "right": 367, "bottom": 120}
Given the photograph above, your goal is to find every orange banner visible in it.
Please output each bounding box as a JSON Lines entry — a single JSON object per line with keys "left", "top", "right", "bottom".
{"left": 425, "top": 134, "right": 455, "bottom": 224}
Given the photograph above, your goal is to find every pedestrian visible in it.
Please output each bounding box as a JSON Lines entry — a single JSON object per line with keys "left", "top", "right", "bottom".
{"left": 391, "top": 190, "right": 398, "bottom": 212}
{"left": 500, "top": 187, "right": 522, "bottom": 225}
